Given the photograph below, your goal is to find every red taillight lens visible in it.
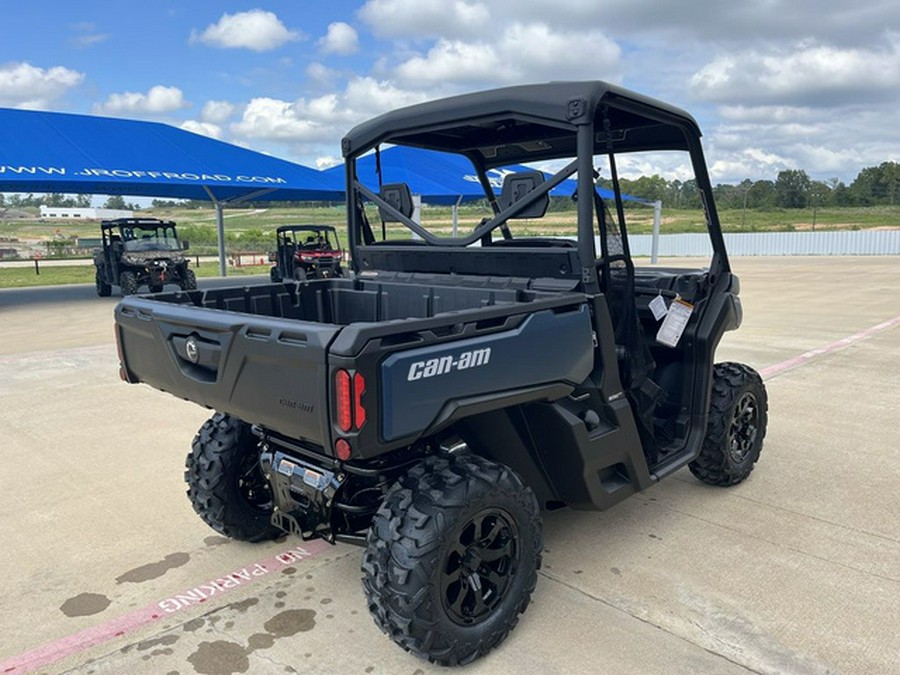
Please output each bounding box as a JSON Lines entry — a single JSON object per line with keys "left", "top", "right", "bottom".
{"left": 353, "top": 373, "right": 366, "bottom": 428}
{"left": 335, "top": 369, "right": 367, "bottom": 435}
{"left": 336, "top": 369, "right": 352, "bottom": 432}
{"left": 335, "top": 439, "right": 351, "bottom": 460}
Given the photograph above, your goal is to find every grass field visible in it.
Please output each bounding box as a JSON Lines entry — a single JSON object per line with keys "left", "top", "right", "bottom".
{"left": 1, "top": 203, "right": 897, "bottom": 288}
{"left": 0, "top": 260, "right": 266, "bottom": 289}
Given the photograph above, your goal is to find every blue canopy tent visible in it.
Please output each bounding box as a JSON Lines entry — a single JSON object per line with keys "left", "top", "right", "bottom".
{"left": 325, "top": 145, "right": 649, "bottom": 203}
{"left": 0, "top": 107, "right": 344, "bottom": 274}
{"left": 325, "top": 145, "right": 651, "bottom": 237}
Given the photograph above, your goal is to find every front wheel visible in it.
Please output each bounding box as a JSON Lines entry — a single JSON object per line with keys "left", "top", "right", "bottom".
{"left": 689, "top": 362, "right": 768, "bottom": 486}
{"left": 363, "top": 453, "right": 542, "bottom": 666}
{"left": 184, "top": 413, "right": 281, "bottom": 542}
{"left": 119, "top": 271, "right": 138, "bottom": 295}
{"left": 181, "top": 268, "right": 197, "bottom": 291}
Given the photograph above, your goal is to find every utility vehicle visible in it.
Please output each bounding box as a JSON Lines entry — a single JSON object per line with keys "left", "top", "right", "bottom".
{"left": 114, "top": 81, "right": 767, "bottom": 666}
{"left": 268, "top": 224, "right": 344, "bottom": 282}
{"left": 94, "top": 217, "right": 195, "bottom": 296}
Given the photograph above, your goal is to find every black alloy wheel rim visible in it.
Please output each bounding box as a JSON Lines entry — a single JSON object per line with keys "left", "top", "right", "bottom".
{"left": 729, "top": 392, "right": 759, "bottom": 463}
{"left": 237, "top": 453, "right": 273, "bottom": 511}
{"left": 441, "top": 508, "right": 518, "bottom": 625}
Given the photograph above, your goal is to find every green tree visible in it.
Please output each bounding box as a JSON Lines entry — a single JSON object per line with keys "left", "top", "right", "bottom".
{"left": 103, "top": 194, "right": 128, "bottom": 210}
{"left": 775, "top": 170, "right": 811, "bottom": 208}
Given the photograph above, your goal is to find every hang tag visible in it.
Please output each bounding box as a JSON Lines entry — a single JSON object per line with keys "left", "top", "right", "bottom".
{"left": 656, "top": 297, "right": 693, "bottom": 347}
{"left": 649, "top": 294, "right": 668, "bottom": 321}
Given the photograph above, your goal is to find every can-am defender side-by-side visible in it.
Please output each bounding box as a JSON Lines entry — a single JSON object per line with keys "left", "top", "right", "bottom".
{"left": 94, "top": 217, "right": 196, "bottom": 296}
{"left": 114, "top": 82, "right": 767, "bottom": 666}
{"left": 268, "top": 224, "right": 344, "bottom": 282}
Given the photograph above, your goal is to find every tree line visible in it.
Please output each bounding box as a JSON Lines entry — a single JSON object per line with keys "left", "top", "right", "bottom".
{"left": 601, "top": 161, "right": 900, "bottom": 210}
{"left": 0, "top": 193, "right": 141, "bottom": 210}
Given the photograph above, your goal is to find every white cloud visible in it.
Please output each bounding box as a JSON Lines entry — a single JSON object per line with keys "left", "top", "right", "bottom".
{"left": 359, "top": 0, "right": 490, "bottom": 39}
{"left": 0, "top": 62, "right": 83, "bottom": 108}
{"left": 93, "top": 85, "right": 188, "bottom": 116}
{"left": 229, "top": 78, "right": 429, "bottom": 164}
{"left": 180, "top": 120, "right": 223, "bottom": 139}
{"left": 315, "top": 156, "right": 342, "bottom": 170}
{"left": 394, "top": 23, "right": 620, "bottom": 86}
{"left": 690, "top": 40, "right": 900, "bottom": 106}
{"left": 200, "top": 100, "right": 235, "bottom": 124}
{"left": 306, "top": 62, "right": 339, "bottom": 88}
{"left": 318, "top": 22, "right": 359, "bottom": 55}
{"left": 232, "top": 98, "right": 329, "bottom": 143}
{"left": 191, "top": 10, "right": 299, "bottom": 52}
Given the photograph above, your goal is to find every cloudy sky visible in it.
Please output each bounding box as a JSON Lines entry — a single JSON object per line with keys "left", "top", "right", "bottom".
{"left": 1, "top": 1, "right": 898, "bottom": 184}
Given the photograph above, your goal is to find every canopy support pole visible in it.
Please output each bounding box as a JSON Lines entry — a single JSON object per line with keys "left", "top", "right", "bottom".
{"left": 651, "top": 200, "right": 662, "bottom": 264}
{"left": 452, "top": 195, "right": 463, "bottom": 237}
{"left": 215, "top": 202, "right": 227, "bottom": 276}
{"left": 203, "top": 186, "right": 228, "bottom": 277}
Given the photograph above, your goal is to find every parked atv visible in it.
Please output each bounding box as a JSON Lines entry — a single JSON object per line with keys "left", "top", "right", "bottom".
{"left": 115, "top": 82, "right": 767, "bottom": 666}
{"left": 93, "top": 217, "right": 195, "bottom": 296}
{"left": 269, "top": 224, "right": 344, "bottom": 282}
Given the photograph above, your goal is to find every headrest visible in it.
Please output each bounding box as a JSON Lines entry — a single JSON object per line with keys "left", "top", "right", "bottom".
{"left": 378, "top": 183, "right": 414, "bottom": 221}
{"left": 498, "top": 171, "right": 548, "bottom": 219}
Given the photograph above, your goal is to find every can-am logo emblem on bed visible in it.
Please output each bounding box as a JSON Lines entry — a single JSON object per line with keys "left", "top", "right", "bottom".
{"left": 407, "top": 348, "right": 492, "bottom": 381}
{"left": 185, "top": 337, "right": 199, "bottom": 363}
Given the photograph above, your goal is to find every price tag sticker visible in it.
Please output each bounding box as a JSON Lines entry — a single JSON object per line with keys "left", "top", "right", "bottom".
{"left": 656, "top": 297, "right": 693, "bottom": 347}
{"left": 649, "top": 294, "right": 668, "bottom": 321}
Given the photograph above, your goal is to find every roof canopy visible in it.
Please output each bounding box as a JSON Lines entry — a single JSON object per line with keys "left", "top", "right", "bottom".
{"left": 0, "top": 108, "right": 344, "bottom": 203}
{"left": 343, "top": 80, "right": 701, "bottom": 168}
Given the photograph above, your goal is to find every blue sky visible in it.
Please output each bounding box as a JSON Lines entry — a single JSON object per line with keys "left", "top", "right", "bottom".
{"left": 2, "top": 1, "right": 899, "bottom": 185}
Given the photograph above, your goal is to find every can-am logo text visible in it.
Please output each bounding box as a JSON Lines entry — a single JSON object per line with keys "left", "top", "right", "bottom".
{"left": 407, "top": 348, "right": 491, "bottom": 381}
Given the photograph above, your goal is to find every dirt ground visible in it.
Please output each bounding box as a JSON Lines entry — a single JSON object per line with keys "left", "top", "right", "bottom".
{"left": 0, "top": 257, "right": 898, "bottom": 674}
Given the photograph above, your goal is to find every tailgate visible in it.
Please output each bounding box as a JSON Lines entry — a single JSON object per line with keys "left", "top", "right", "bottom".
{"left": 115, "top": 297, "right": 340, "bottom": 443}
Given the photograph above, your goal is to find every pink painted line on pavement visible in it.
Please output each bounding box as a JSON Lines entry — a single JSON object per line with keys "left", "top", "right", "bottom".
{"left": 759, "top": 313, "right": 900, "bottom": 380}
{"left": 0, "top": 539, "right": 332, "bottom": 675}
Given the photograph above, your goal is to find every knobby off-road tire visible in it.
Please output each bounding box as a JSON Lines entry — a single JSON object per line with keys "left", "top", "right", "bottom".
{"left": 119, "top": 271, "right": 139, "bottom": 295}
{"left": 269, "top": 266, "right": 282, "bottom": 283}
{"left": 184, "top": 413, "right": 281, "bottom": 542}
{"left": 95, "top": 269, "right": 111, "bottom": 297}
{"left": 690, "top": 362, "right": 768, "bottom": 486}
{"left": 362, "top": 453, "right": 542, "bottom": 666}
{"left": 181, "top": 268, "right": 197, "bottom": 291}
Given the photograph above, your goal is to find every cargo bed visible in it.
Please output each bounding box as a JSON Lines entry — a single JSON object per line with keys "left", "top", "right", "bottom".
{"left": 115, "top": 277, "right": 591, "bottom": 448}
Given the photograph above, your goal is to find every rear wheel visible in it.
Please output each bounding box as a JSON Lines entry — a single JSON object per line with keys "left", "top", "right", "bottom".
{"left": 119, "top": 271, "right": 139, "bottom": 295}
{"left": 690, "top": 362, "right": 767, "bottom": 486}
{"left": 363, "top": 453, "right": 542, "bottom": 666}
{"left": 184, "top": 413, "right": 280, "bottom": 542}
{"left": 95, "top": 269, "right": 111, "bottom": 297}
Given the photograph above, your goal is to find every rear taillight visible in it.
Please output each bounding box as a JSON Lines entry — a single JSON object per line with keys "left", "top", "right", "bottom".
{"left": 334, "top": 369, "right": 367, "bottom": 461}
{"left": 335, "top": 369, "right": 367, "bottom": 433}
{"left": 336, "top": 369, "right": 352, "bottom": 431}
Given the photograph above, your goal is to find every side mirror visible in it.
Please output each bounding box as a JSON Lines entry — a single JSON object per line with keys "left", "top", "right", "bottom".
{"left": 181, "top": 241, "right": 190, "bottom": 251}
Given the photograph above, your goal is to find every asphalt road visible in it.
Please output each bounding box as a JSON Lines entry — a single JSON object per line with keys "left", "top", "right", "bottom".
{"left": 0, "top": 258, "right": 898, "bottom": 674}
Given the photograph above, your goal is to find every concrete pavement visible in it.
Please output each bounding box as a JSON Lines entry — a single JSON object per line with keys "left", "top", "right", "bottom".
{"left": 0, "top": 257, "right": 898, "bottom": 674}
